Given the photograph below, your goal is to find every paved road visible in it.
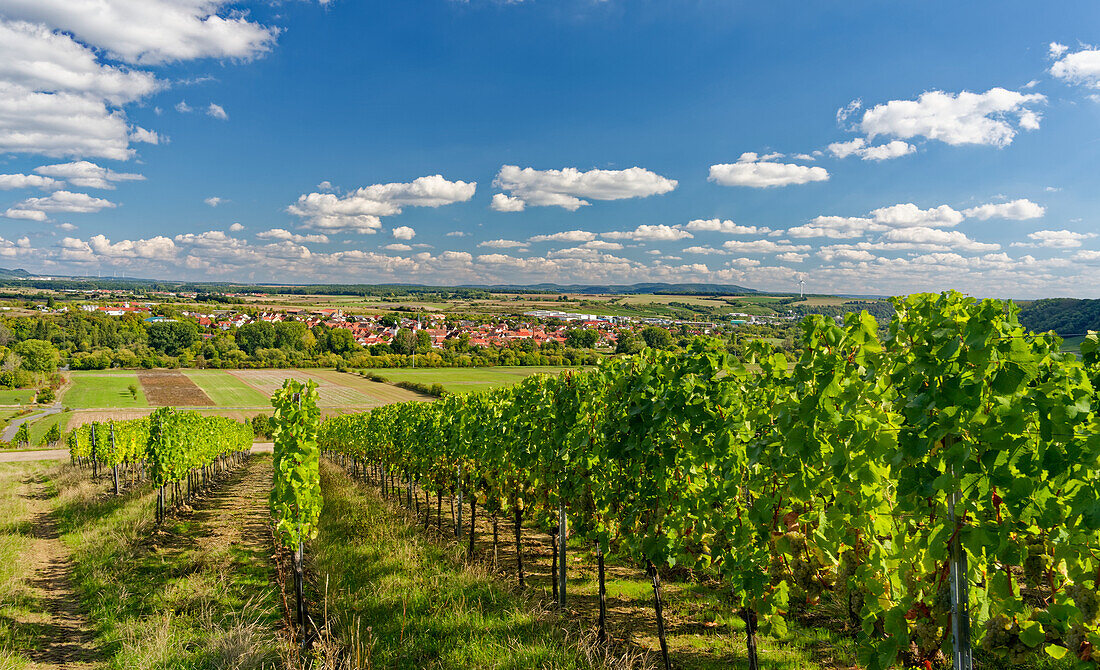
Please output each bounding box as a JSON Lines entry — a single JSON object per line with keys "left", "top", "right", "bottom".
{"left": 2, "top": 405, "right": 61, "bottom": 442}
{"left": 0, "top": 442, "right": 274, "bottom": 464}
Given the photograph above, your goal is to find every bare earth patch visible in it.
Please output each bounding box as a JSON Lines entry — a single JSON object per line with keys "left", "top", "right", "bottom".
{"left": 137, "top": 371, "right": 213, "bottom": 406}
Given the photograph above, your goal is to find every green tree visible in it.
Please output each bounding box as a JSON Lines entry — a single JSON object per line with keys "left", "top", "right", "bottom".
{"left": 128, "top": 383, "right": 138, "bottom": 399}
{"left": 390, "top": 328, "right": 417, "bottom": 355}
{"left": 564, "top": 328, "right": 599, "bottom": 349}
{"left": 147, "top": 321, "right": 198, "bottom": 355}
{"left": 13, "top": 339, "right": 59, "bottom": 372}
{"left": 416, "top": 330, "right": 432, "bottom": 353}
{"left": 640, "top": 326, "right": 672, "bottom": 349}
{"left": 236, "top": 322, "right": 276, "bottom": 355}
{"left": 615, "top": 331, "right": 644, "bottom": 354}
{"left": 274, "top": 321, "right": 309, "bottom": 350}
{"left": 326, "top": 328, "right": 358, "bottom": 355}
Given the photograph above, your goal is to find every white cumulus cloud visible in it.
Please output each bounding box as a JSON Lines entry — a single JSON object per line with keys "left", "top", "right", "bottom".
{"left": 0, "top": 0, "right": 279, "bottom": 66}
{"left": 492, "top": 165, "right": 677, "bottom": 211}
{"left": 478, "top": 239, "right": 528, "bottom": 249}
{"left": 207, "top": 103, "right": 228, "bottom": 120}
{"left": 0, "top": 173, "right": 61, "bottom": 190}
{"left": 708, "top": 152, "right": 829, "bottom": 188}
{"left": 288, "top": 175, "right": 476, "bottom": 234}
{"left": 1051, "top": 46, "right": 1100, "bottom": 88}
{"left": 854, "top": 87, "right": 1045, "bottom": 147}
{"left": 528, "top": 230, "right": 597, "bottom": 243}
{"left": 1024, "top": 229, "right": 1097, "bottom": 248}
{"left": 601, "top": 225, "right": 693, "bottom": 241}
{"left": 34, "top": 160, "right": 143, "bottom": 189}
{"left": 827, "top": 137, "right": 915, "bottom": 161}
{"left": 391, "top": 226, "right": 416, "bottom": 240}
{"left": 9, "top": 190, "right": 116, "bottom": 217}
{"left": 682, "top": 219, "right": 772, "bottom": 234}
{"left": 256, "top": 228, "right": 329, "bottom": 244}
{"left": 963, "top": 198, "right": 1045, "bottom": 220}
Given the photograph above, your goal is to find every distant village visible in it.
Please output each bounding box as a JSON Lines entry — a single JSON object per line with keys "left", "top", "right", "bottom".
{"left": 37, "top": 288, "right": 797, "bottom": 351}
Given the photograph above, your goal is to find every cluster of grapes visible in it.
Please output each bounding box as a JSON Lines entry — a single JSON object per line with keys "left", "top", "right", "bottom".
{"left": 980, "top": 615, "right": 1033, "bottom": 664}
{"left": 781, "top": 532, "right": 826, "bottom": 601}
{"left": 836, "top": 549, "right": 866, "bottom": 623}
{"left": 1064, "top": 625, "right": 1086, "bottom": 659}
{"left": 1023, "top": 538, "right": 1047, "bottom": 588}
{"left": 909, "top": 616, "right": 941, "bottom": 655}
{"left": 1067, "top": 582, "right": 1099, "bottom": 624}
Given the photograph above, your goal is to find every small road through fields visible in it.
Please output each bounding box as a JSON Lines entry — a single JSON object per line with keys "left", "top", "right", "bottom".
{"left": 2, "top": 405, "right": 61, "bottom": 442}
{"left": 17, "top": 473, "right": 104, "bottom": 669}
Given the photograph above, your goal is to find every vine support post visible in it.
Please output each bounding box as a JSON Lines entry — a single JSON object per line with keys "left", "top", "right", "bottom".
{"left": 947, "top": 434, "right": 973, "bottom": 670}
{"left": 515, "top": 505, "right": 525, "bottom": 589}
{"left": 468, "top": 496, "right": 476, "bottom": 557}
{"left": 739, "top": 607, "right": 760, "bottom": 670}
{"left": 558, "top": 501, "right": 567, "bottom": 607}
{"left": 647, "top": 560, "right": 671, "bottom": 670}
{"left": 91, "top": 423, "right": 98, "bottom": 479}
{"left": 456, "top": 484, "right": 463, "bottom": 540}
{"left": 110, "top": 423, "right": 119, "bottom": 496}
{"left": 596, "top": 541, "right": 607, "bottom": 643}
{"left": 294, "top": 537, "right": 308, "bottom": 650}
{"left": 492, "top": 515, "right": 499, "bottom": 571}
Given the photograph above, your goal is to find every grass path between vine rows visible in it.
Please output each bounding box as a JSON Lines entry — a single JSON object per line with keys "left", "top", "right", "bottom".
{"left": 53, "top": 455, "right": 289, "bottom": 669}
{"left": 307, "top": 460, "right": 643, "bottom": 669}
{"left": 0, "top": 461, "right": 104, "bottom": 670}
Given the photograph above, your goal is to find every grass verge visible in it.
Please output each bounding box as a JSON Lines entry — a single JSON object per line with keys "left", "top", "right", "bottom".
{"left": 55, "top": 456, "right": 287, "bottom": 669}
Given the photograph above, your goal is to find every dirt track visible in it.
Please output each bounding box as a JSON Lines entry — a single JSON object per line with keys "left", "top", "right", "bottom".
{"left": 17, "top": 473, "right": 103, "bottom": 669}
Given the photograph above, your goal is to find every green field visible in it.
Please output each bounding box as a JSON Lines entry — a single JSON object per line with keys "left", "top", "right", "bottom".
{"left": 63, "top": 373, "right": 149, "bottom": 409}
{"left": 182, "top": 370, "right": 271, "bottom": 406}
{"left": 28, "top": 412, "right": 69, "bottom": 446}
{"left": 0, "top": 389, "right": 35, "bottom": 405}
{"left": 362, "top": 365, "right": 585, "bottom": 394}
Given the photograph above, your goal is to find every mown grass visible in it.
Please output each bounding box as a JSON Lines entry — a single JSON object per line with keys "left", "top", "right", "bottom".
{"left": 63, "top": 373, "right": 148, "bottom": 409}
{"left": 0, "top": 389, "right": 35, "bottom": 406}
{"left": 0, "top": 462, "right": 43, "bottom": 669}
{"left": 54, "top": 458, "right": 287, "bottom": 669}
{"left": 27, "top": 411, "right": 69, "bottom": 447}
{"left": 183, "top": 370, "right": 271, "bottom": 407}
{"left": 310, "top": 461, "right": 637, "bottom": 669}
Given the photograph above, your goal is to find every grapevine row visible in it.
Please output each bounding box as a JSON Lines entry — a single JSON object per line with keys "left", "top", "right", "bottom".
{"left": 318, "top": 292, "right": 1100, "bottom": 668}
{"left": 68, "top": 409, "right": 253, "bottom": 519}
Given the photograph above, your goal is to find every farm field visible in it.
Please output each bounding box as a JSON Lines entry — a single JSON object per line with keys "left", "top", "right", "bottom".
{"left": 183, "top": 369, "right": 272, "bottom": 406}
{"left": 0, "top": 388, "right": 35, "bottom": 405}
{"left": 63, "top": 368, "right": 429, "bottom": 411}
{"left": 226, "top": 368, "right": 426, "bottom": 408}
{"left": 361, "top": 365, "right": 587, "bottom": 394}
{"left": 137, "top": 370, "right": 213, "bottom": 406}
{"left": 63, "top": 372, "right": 149, "bottom": 409}
{"left": 27, "top": 411, "right": 68, "bottom": 446}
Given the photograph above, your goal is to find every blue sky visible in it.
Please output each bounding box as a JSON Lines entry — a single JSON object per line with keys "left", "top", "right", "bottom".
{"left": 1, "top": 0, "right": 1099, "bottom": 297}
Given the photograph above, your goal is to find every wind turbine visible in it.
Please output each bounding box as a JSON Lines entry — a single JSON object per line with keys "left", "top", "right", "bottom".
{"left": 799, "top": 277, "right": 805, "bottom": 298}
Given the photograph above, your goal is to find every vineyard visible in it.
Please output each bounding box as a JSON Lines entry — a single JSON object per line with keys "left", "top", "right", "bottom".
{"left": 4, "top": 290, "right": 1099, "bottom": 668}
{"left": 316, "top": 292, "right": 1100, "bottom": 668}
{"left": 67, "top": 407, "right": 253, "bottom": 515}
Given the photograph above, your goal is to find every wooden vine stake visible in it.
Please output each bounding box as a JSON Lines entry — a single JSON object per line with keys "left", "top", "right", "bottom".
{"left": 647, "top": 560, "right": 672, "bottom": 670}
{"left": 557, "top": 501, "right": 567, "bottom": 607}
